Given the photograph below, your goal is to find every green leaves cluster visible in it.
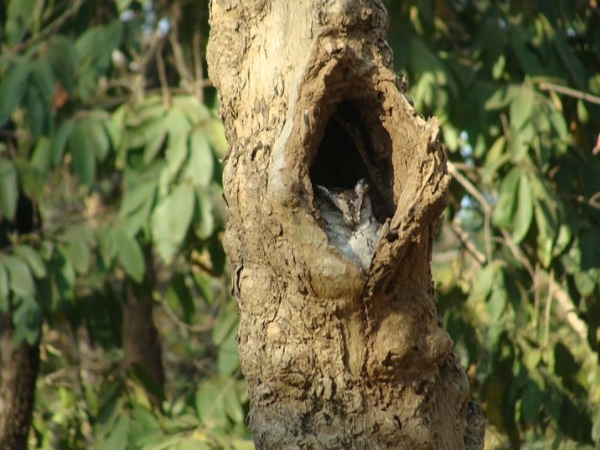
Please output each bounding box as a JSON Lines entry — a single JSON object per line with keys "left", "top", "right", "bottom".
{"left": 388, "top": 1, "right": 600, "bottom": 448}
{"left": 114, "top": 95, "right": 226, "bottom": 261}
{"left": 85, "top": 296, "right": 248, "bottom": 450}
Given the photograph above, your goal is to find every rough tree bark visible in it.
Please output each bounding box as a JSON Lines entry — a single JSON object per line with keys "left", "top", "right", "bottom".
{"left": 0, "top": 314, "right": 40, "bottom": 450}
{"left": 207, "top": 1, "right": 484, "bottom": 449}
{"left": 0, "top": 189, "right": 41, "bottom": 450}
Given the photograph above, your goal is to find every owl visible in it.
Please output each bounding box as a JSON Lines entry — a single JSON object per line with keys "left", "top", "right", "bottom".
{"left": 314, "top": 179, "right": 381, "bottom": 270}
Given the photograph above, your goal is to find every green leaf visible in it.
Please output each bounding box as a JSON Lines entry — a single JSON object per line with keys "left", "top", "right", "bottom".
{"left": 491, "top": 54, "right": 505, "bottom": 80}
{"left": 96, "top": 226, "right": 118, "bottom": 269}
{"left": 183, "top": 129, "right": 214, "bottom": 187}
{"left": 151, "top": 184, "right": 195, "bottom": 261}
{"left": 120, "top": 180, "right": 157, "bottom": 236}
{"left": 30, "top": 136, "right": 52, "bottom": 174}
{"left": 122, "top": 116, "right": 163, "bottom": 152}
{"left": 468, "top": 263, "right": 496, "bottom": 304}
{"left": 50, "top": 120, "right": 75, "bottom": 166}
{"left": 509, "top": 123, "right": 535, "bottom": 162}
{"left": 76, "top": 21, "right": 123, "bottom": 74}
{"left": 53, "top": 247, "right": 76, "bottom": 300}
{"left": 69, "top": 120, "right": 97, "bottom": 186}
{"left": 212, "top": 305, "right": 238, "bottom": 346}
{"left": 230, "top": 439, "right": 256, "bottom": 450}
{"left": 114, "top": 227, "right": 145, "bottom": 283}
{"left": 492, "top": 166, "right": 520, "bottom": 228}
{"left": 166, "top": 107, "right": 192, "bottom": 176}
{"left": 166, "top": 274, "right": 195, "bottom": 324}
{"left": 484, "top": 85, "right": 515, "bottom": 111}
{"left": 14, "top": 245, "right": 47, "bottom": 278}
{"left": 143, "top": 119, "right": 168, "bottom": 164}
{"left": 574, "top": 270, "right": 596, "bottom": 297}
{"left": 126, "top": 98, "right": 165, "bottom": 127}
{"left": 0, "top": 159, "right": 19, "bottom": 221}
{"left": 5, "top": 0, "right": 38, "bottom": 44}
{"left": 509, "top": 27, "right": 541, "bottom": 75}
{"left": 523, "top": 348, "right": 541, "bottom": 372}
{"left": 24, "top": 84, "right": 47, "bottom": 138}
{"left": 172, "top": 96, "right": 210, "bottom": 123}
{"left": 179, "top": 440, "right": 212, "bottom": 450}
{"left": 577, "top": 100, "right": 589, "bottom": 124}
{"left": 530, "top": 174, "right": 560, "bottom": 263}
{"left": 511, "top": 171, "right": 533, "bottom": 243}
{"left": 206, "top": 119, "right": 228, "bottom": 157}
{"left": 482, "top": 136, "right": 508, "bottom": 183}
{"left": 218, "top": 328, "right": 240, "bottom": 377}
{"left": 509, "top": 86, "right": 535, "bottom": 130}
{"left": 116, "top": 0, "right": 134, "bottom": 12}
{"left": 486, "top": 284, "right": 506, "bottom": 322}
{"left": 32, "top": 56, "right": 57, "bottom": 104}
{"left": 195, "top": 379, "right": 228, "bottom": 425}
{"left": 223, "top": 378, "right": 244, "bottom": 423}
{"left": 2, "top": 255, "right": 35, "bottom": 298}
{"left": 441, "top": 123, "right": 460, "bottom": 152}
{"left": 553, "top": 224, "right": 572, "bottom": 258}
{"left": 46, "top": 36, "right": 77, "bottom": 94}
{"left": 0, "top": 58, "right": 32, "bottom": 127}
{"left": 521, "top": 378, "right": 543, "bottom": 424}
{"left": 12, "top": 296, "right": 41, "bottom": 345}
{"left": 0, "top": 263, "right": 9, "bottom": 313}
{"left": 120, "top": 180, "right": 156, "bottom": 217}
{"left": 549, "top": 110, "right": 568, "bottom": 141}
{"left": 100, "top": 413, "right": 130, "bottom": 450}
{"left": 194, "top": 189, "right": 215, "bottom": 240}
{"left": 60, "top": 229, "right": 92, "bottom": 275}
{"left": 554, "top": 35, "right": 586, "bottom": 89}
{"left": 534, "top": 204, "right": 558, "bottom": 267}
{"left": 80, "top": 117, "right": 111, "bottom": 162}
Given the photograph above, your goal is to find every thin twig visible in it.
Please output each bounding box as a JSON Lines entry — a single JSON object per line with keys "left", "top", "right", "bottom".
{"left": 13, "top": 0, "right": 85, "bottom": 53}
{"left": 499, "top": 229, "right": 535, "bottom": 280}
{"left": 447, "top": 161, "right": 494, "bottom": 261}
{"left": 450, "top": 220, "right": 487, "bottom": 265}
{"left": 192, "top": 30, "right": 204, "bottom": 103}
{"left": 533, "top": 264, "right": 540, "bottom": 330}
{"left": 543, "top": 269, "right": 555, "bottom": 350}
{"left": 159, "top": 299, "right": 214, "bottom": 334}
{"left": 156, "top": 42, "right": 171, "bottom": 107}
{"left": 562, "top": 192, "right": 600, "bottom": 210}
{"left": 539, "top": 82, "right": 600, "bottom": 106}
{"left": 168, "top": 3, "right": 195, "bottom": 92}
{"left": 447, "top": 162, "right": 490, "bottom": 213}
{"left": 552, "top": 284, "right": 589, "bottom": 345}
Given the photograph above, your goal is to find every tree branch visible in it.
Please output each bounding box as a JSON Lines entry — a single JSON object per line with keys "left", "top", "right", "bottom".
{"left": 538, "top": 82, "right": 600, "bottom": 106}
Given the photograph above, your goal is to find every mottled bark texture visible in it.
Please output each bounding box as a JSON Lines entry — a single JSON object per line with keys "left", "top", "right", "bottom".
{"left": 207, "top": 1, "right": 484, "bottom": 449}
{"left": 0, "top": 314, "right": 40, "bottom": 450}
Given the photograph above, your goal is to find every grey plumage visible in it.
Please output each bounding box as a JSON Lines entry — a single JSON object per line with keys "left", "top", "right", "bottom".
{"left": 314, "top": 179, "right": 381, "bottom": 270}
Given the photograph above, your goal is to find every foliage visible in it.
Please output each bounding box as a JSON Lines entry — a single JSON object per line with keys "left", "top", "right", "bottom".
{"left": 386, "top": 1, "right": 600, "bottom": 448}
{"left": 0, "top": 0, "right": 249, "bottom": 448}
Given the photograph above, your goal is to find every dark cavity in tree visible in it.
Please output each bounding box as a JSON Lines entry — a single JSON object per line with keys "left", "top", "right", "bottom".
{"left": 310, "top": 100, "right": 372, "bottom": 190}
{"left": 310, "top": 100, "right": 393, "bottom": 222}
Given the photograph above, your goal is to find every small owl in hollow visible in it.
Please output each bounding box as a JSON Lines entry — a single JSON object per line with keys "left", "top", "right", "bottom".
{"left": 314, "top": 179, "right": 381, "bottom": 270}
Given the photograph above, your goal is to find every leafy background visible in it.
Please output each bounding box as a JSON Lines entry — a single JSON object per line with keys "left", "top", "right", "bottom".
{"left": 0, "top": 0, "right": 598, "bottom": 449}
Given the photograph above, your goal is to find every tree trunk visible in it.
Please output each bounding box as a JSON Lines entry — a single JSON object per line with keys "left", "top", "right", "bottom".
{"left": 122, "top": 246, "right": 165, "bottom": 410}
{"left": 0, "top": 314, "right": 40, "bottom": 450}
{"left": 0, "top": 179, "right": 41, "bottom": 449}
{"left": 207, "top": 1, "right": 484, "bottom": 449}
